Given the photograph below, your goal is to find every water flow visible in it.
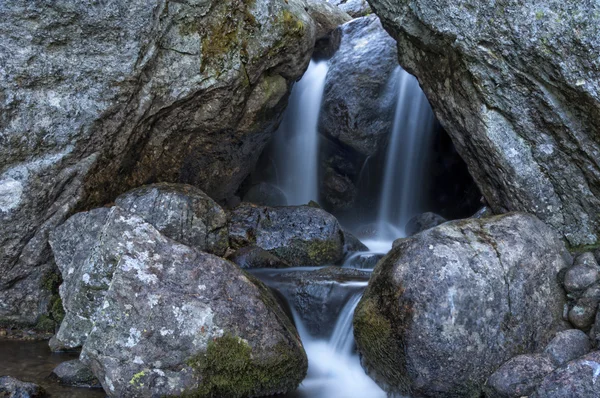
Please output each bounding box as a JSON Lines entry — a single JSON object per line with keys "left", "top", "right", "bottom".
{"left": 273, "top": 60, "right": 329, "bottom": 205}
{"left": 377, "top": 67, "right": 436, "bottom": 241}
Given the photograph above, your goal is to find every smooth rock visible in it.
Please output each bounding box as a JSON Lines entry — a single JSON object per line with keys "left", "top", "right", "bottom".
{"left": 228, "top": 203, "right": 345, "bottom": 266}
{"left": 115, "top": 183, "right": 228, "bottom": 256}
{"left": 343, "top": 230, "right": 369, "bottom": 254}
{"left": 306, "top": 0, "right": 352, "bottom": 39}
{"left": 243, "top": 182, "right": 288, "bottom": 207}
{"left": 368, "top": 0, "right": 600, "bottom": 247}
{"left": 532, "top": 351, "right": 600, "bottom": 397}
{"left": 77, "top": 210, "right": 307, "bottom": 397}
{"left": 50, "top": 360, "right": 100, "bottom": 388}
{"left": 568, "top": 297, "right": 598, "bottom": 330}
{"left": 405, "top": 212, "right": 447, "bottom": 236}
{"left": 328, "top": 0, "right": 372, "bottom": 17}
{"left": 486, "top": 354, "right": 556, "bottom": 398}
{"left": 228, "top": 246, "right": 290, "bottom": 269}
{"left": 564, "top": 264, "right": 599, "bottom": 294}
{"left": 354, "top": 213, "right": 570, "bottom": 397}
{"left": 0, "top": 376, "right": 45, "bottom": 398}
{"left": 544, "top": 330, "right": 591, "bottom": 366}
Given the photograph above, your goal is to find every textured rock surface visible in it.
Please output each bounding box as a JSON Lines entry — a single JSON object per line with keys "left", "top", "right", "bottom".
{"left": 0, "top": 376, "right": 45, "bottom": 398}
{"left": 486, "top": 354, "right": 556, "bottom": 398}
{"left": 115, "top": 183, "right": 228, "bottom": 256}
{"left": 228, "top": 246, "right": 290, "bottom": 269}
{"left": 243, "top": 182, "right": 288, "bottom": 207}
{"left": 354, "top": 213, "right": 570, "bottom": 397}
{"left": 328, "top": 0, "right": 371, "bottom": 17}
{"left": 306, "top": 0, "right": 352, "bottom": 39}
{"left": 368, "top": 0, "right": 600, "bottom": 246}
{"left": 405, "top": 212, "right": 447, "bottom": 236}
{"left": 0, "top": 0, "right": 317, "bottom": 324}
{"left": 70, "top": 210, "right": 307, "bottom": 397}
{"left": 228, "top": 203, "right": 345, "bottom": 266}
{"left": 532, "top": 351, "right": 600, "bottom": 397}
{"left": 50, "top": 359, "right": 100, "bottom": 388}
{"left": 544, "top": 330, "right": 591, "bottom": 367}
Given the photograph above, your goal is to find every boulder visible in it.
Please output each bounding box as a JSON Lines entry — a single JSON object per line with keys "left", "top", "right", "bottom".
{"left": 70, "top": 209, "right": 307, "bottom": 397}
{"left": 486, "top": 354, "right": 556, "bottom": 398}
{"left": 242, "top": 182, "right": 288, "bottom": 207}
{"left": 0, "top": 0, "right": 317, "bottom": 325}
{"left": 50, "top": 359, "right": 101, "bottom": 388}
{"left": 115, "top": 183, "right": 228, "bottom": 256}
{"left": 0, "top": 376, "right": 45, "bottom": 398}
{"left": 563, "top": 256, "right": 600, "bottom": 294}
{"left": 328, "top": 0, "right": 372, "bottom": 18}
{"left": 568, "top": 297, "right": 597, "bottom": 330}
{"left": 405, "top": 212, "right": 447, "bottom": 236}
{"left": 354, "top": 213, "right": 570, "bottom": 397}
{"left": 228, "top": 246, "right": 290, "bottom": 269}
{"left": 305, "top": 0, "right": 352, "bottom": 39}
{"left": 544, "top": 330, "right": 591, "bottom": 367}
{"left": 342, "top": 230, "right": 369, "bottom": 254}
{"left": 228, "top": 203, "right": 345, "bottom": 266}
{"left": 368, "top": 0, "right": 600, "bottom": 247}
{"left": 532, "top": 351, "right": 600, "bottom": 397}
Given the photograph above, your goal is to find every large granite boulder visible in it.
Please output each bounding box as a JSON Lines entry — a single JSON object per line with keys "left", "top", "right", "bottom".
{"left": 0, "top": 0, "right": 317, "bottom": 325}
{"left": 115, "top": 183, "right": 228, "bottom": 256}
{"left": 368, "top": 0, "right": 600, "bottom": 247}
{"left": 228, "top": 203, "right": 345, "bottom": 266}
{"left": 54, "top": 208, "right": 306, "bottom": 397}
{"left": 353, "top": 213, "right": 570, "bottom": 397}
{"left": 532, "top": 351, "right": 600, "bottom": 397}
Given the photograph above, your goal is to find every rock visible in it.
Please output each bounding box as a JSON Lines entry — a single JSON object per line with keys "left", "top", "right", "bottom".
{"left": 343, "top": 230, "right": 369, "bottom": 254}
{"left": 306, "top": 0, "right": 352, "bottom": 39}
{"left": 404, "top": 212, "right": 447, "bottom": 236}
{"left": 328, "top": 0, "right": 372, "bottom": 18}
{"left": 368, "top": 0, "right": 600, "bottom": 247}
{"left": 544, "top": 330, "right": 591, "bottom": 366}
{"left": 228, "top": 203, "right": 345, "bottom": 266}
{"left": 354, "top": 213, "right": 570, "bottom": 397}
{"left": 486, "top": 354, "right": 556, "bottom": 398}
{"left": 564, "top": 262, "right": 599, "bottom": 294}
{"left": 73, "top": 209, "right": 307, "bottom": 397}
{"left": 0, "top": 376, "right": 45, "bottom": 398}
{"left": 319, "top": 16, "right": 399, "bottom": 158}
{"left": 473, "top": 206, "right": 494, "bottom": 219}
{"left": 532, "top": 351, "right": 600, "bottom": 397}
{"left": 0, "top": 0, "right": 317, "bottom": 325}
{"left": 321, "top": 165, "right": 358, "bottom": 210}
{"left": 228, "top": 246, "right": 290, "bottom": 269}
{"left": 253, "top": 266, "right": 370, "bottom": 337}
{"left": 50, "top": 359, "right": 100, "bottom": 388}
{"left": 242, "top": 182, "right": 288, "bottom": 207}
{"left": 115, "top": 183, "right": 228, "bottom": 256}
{"left": 344, "top": 252, "right": 383, "bottom": 269}
{"left": 568, "top": 297, "right": 598, "bottom": 330}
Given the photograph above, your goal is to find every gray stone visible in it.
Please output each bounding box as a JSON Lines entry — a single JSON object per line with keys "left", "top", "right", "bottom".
{"left": 76, "top": 210, "right": 307, "bottom": 398}
{"left": 568, "top": 297, "right": 598, "bottom": 331}
{"left": 0, "top": 0, "right": 317, "bottom": 324}
{"left": 228, "top": 246, "right": 290, "bottom": 269}
{"left": 486, "top": 354, "right": 556, "bottom": 398}
{"left": 405, "top": 212, "right": 447, "bottom": 236}
{"left": 306, "top": 0, "right": 352, "bottom": 39}
{"left": 115, "top": 183, "right": 228, "bottom": 256}
{"left": 328, "top": 0, "right": 371, "bottom": 17}
{"left": 344, "top": 252, "right": 383, "bottom": 269}
{"left": 544, "top": 330, "right": 591, "bottom": 367}
{"left": 532, "top": 351, "right": 600, "bottom": 398}
{"left": 343, "top": 230, "right": 369, "bottom": 254}
{"left": 354, "top": 213, "right": 570, "bottom": 397}
{"left": 368, "top": 0, "right": 600, "bottom": 247}
{"left": 228, "top": 203, "right": 345, "bottom": 266}
{"left": 50, "top": 359, "right": 100, "bottom": 388}
{"left": 0, "top": 376, "right": 45, "bottom": 398}
{"left": 242, "top": 182, "right": 288, "bottom": 207}
{"left": 564, "top": 264, "right": 599, "bottom": 294}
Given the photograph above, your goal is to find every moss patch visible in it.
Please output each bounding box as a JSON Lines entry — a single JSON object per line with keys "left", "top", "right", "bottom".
{"left": 184, "top": 334, "right": 305, "bottom": 398}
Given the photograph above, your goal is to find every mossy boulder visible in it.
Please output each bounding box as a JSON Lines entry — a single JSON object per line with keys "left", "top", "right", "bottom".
{"left": 228, "top": 203, "right": 345, "bottom": 266}
{"left": 354, "top": 213, "right": 570, "bottom": 397}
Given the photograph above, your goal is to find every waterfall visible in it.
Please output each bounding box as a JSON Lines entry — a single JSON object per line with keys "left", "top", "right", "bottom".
{"left": 273, "top": 60, "right": 329, "bottom": 205}
{"left": 377, "top": 67, "right": 437, "bottom": 240}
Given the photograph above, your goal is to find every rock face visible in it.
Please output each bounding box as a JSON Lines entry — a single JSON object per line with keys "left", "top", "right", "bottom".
{"left": 115, "top": 183, "right": 228, "bottom": 256}
{"left": 0, "top": 0, "right": 317, "bottom": 324}
{"left": 353, "top": 213, "right": 570, "bottom": 397}
{"left": 532, "top": 351, "right": 600, "bottom": 397}
{"left": 368, "top": 0, "right": 600, "bottom": 246}
{"left": 306, "top": 0, "right": 352, "bottom": 39}
{"left": 51, "top": 208, "right": 306, "bottom": 397}
{"left": 228, "top": 203, "right": 345, "bottom": 266}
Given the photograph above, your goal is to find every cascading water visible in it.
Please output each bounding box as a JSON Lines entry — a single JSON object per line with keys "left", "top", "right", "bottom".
{"left": 272, "top": 60, "right": 329, "bottom": 205}
{"left": 376, "top": 67, "right": 437, "bottom": 242}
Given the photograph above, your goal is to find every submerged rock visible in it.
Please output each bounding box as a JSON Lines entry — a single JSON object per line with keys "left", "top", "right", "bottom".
{"left": 532, "top": 351, "right": 600, "bottom": 397}
{"left": 368, "top": 0, "right": 600, "bottom": 247}
{"left": 486, "top": 354, "right": 556, "bottom": 398}
{"left": 354, "top": 213, "right": 570, "bottom": 397}
{"left": 65, "top": 210, "right": 307, "bottom": 398}
{"left": 115, "top": 183, "right": 228, "bottom": 256}
{"left": 50, "top": 360, "right": 100, "bottom": 388}
{"left": 0, "top": 376, "right": 45, "bottom": 398}
{"left": 228, "top": 203, "right": 345, "bottom": 266}
{"left": 0, "top": 0, "right": 317, "bottom": 325}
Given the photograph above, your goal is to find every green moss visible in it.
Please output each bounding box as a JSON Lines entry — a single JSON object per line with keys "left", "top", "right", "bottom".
{"left": 282, "top": 10, "right": 305, "bottom": 35}
{"left": 306, "top": 239, "right": 339, "bottom": 264}
{"left": 183, "top": 334, "right": 305, "bottom": 398}
{"left": 129, "top": 370, "right": 146, "bottom": 387}
{"left": 34, "top": 315, "right": 56, "bottom": 332}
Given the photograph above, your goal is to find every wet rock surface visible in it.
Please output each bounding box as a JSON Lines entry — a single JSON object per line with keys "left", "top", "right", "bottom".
{"left": 0, "top": 0, "right": 317, "bottom": 325}
{"left": 354, "top": 213, "right": 570, "bottom": 397}
{"left": 228, "top": 203, "right": 345, "bottom": 266}
{"left": 228, "top": 246, "right": 290, "bottom": 269}
{"left": 532, "top": 351, "right": 600, "bottom": 397}
{"left": 50, "top": 360, "right": 100, "bottom": 389}
{"left": 0, "top": 376, "right": 45, "bottom": 398}
{"left": 368, "top": 0, "right": 600, "bottom": 246}
{"left": 486, "top": 354, "right": 556, "bottom": 398}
